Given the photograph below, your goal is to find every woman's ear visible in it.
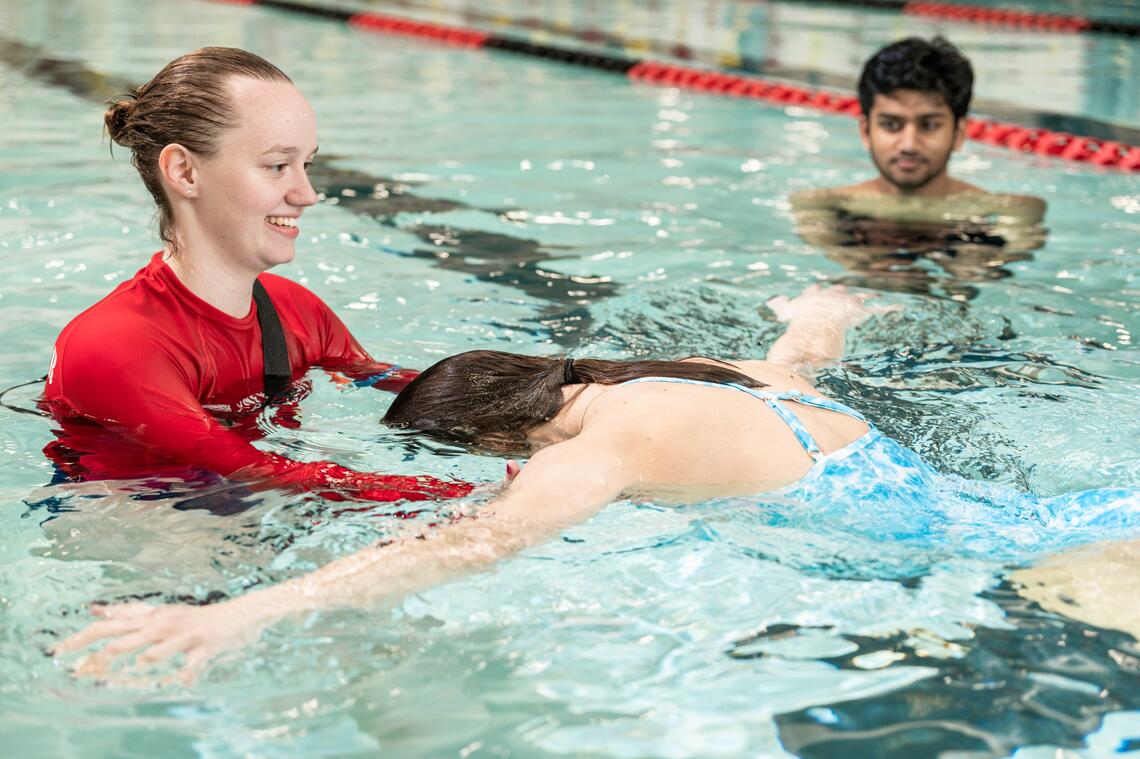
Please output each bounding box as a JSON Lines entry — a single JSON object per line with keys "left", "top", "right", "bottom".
{"left": 158, "top": 143, "right": 197, "bottom": 198}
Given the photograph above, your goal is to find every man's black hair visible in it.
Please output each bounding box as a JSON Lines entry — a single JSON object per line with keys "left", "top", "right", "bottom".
{"left": 857, "top": 36, "right": 974, "bottom": 120}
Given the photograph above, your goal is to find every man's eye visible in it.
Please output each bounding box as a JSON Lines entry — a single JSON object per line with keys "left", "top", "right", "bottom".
{"left": 271, "top": 163, "right": 287, "bottom": 173}
{"left": 880, "top": 121, "right": 901, "bottom": 131}
{"left": 923, "top": 121, "right": 942, "bottom": 131}
{"left": 303, "top": 161, "right": 313, "bottom": 171}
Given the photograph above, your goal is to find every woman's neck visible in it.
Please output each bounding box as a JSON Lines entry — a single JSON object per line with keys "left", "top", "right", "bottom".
{"left": 163, "top": 246, "right": 261, "bottom": 319}
{"left": 554, "top": 384, "right": 608, "bottom": 438}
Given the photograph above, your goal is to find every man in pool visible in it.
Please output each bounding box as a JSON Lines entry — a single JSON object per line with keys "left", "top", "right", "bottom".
{"left": 790, "top": 37, "right": 1047, "bottom": 298}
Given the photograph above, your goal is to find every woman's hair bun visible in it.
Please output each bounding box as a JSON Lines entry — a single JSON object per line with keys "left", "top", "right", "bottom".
{"left": 104, "top": 97, "right": 135, "bottom": 144}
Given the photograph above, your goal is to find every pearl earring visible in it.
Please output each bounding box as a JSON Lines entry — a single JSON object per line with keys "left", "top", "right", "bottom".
{"left": 186, "top": 189, "right": 193, "bottom": 196}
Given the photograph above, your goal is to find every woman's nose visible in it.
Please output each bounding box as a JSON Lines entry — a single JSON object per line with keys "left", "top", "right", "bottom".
{"left": 289, "top": 169, "right": 319, "bottom": 208}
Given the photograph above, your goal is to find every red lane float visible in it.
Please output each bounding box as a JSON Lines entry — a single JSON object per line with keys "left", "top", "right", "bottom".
{"left": 348, "top": 12, "right": 490, "bottom": 47}
{"left": 903, "top": 2, "right": 1092, "bottom": 33}
{"left": 628, "top": 61, "right": 1137, "bottom": 170}
{"left": 627, "top": 62, "right": 863, "bottom": 114}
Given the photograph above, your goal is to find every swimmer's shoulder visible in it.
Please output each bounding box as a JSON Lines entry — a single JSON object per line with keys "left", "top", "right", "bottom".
{"left": 991, "top": 192, "right": 1046, "bottom": 222}
{"left": 944, "top": 185, "right": 1047, "bottom": 222}
{"left": 789, "top": 184, "right": 866, "bottom": 212}
{"left": 54, "top": 254, "right": 169, "bottom": 346}
{"left": 676, "top": 357, "right": 817, "bottom": 394}
{"left": 254, "top": 272, "right": 347, "bottom": 340}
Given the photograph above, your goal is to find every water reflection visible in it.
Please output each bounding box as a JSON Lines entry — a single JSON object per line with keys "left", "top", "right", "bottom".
{"left": 770, "top": 582, "right": 1140, "bottom": 758}
{"left": 792, "top": 200, "right": 1047, "bottom": 302}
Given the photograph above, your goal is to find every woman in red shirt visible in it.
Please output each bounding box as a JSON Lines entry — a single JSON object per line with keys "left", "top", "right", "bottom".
{"left": 41, "top": 47, "right": 468, "bottom": 503}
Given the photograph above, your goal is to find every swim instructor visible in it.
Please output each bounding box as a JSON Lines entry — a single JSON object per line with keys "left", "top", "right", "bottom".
{"left": 40, "top": 47, "right": 469, "bottom": 503}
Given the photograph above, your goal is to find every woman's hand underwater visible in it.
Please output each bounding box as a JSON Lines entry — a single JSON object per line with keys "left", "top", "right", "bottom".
{"left": 51, "top": 595, "right": 280, "bottom": 685}
{"left": 766, "top": 283, "right": 901, "bottom": 328}
{"left": 763, "top": 284, "right": 901, "bottom": 373}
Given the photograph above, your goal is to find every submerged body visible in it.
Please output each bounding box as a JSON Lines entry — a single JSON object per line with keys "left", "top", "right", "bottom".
{"left": 43, "top": 253, "right": 404, "bottom": 481}
{"left": 40, "top": 252, "right": 465, "bottom": 501}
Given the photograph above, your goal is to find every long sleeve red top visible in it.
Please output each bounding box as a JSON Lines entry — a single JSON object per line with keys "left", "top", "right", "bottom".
{"left": 41, "top": 253, "right": 470, "bottom": 502}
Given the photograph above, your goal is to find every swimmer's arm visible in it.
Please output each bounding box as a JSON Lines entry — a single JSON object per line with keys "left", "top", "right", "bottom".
{"left": 250, "top": 435, "right": 630, "bottom": 612}
{"left": 762, "top": 285, "right": 898, "bottom": 374}
{"left": 53, "top": 435, "right": 632, "bottom": 678}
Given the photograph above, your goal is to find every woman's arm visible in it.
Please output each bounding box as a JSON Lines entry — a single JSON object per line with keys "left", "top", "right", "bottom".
{"left": 52, "top": 433, "right": 632, "bottom": 680}
{"left": 763, "top": 284, "right": 899, "bottom": 375}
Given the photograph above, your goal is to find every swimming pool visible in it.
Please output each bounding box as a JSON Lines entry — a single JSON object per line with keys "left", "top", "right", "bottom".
{"left": 1, "top": 0, "right": 1138, "bottom": 756}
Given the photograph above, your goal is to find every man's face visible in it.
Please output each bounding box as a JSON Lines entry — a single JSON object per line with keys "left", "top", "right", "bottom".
{"left": 859, "top": 89, "right": 966, "bottom": 194}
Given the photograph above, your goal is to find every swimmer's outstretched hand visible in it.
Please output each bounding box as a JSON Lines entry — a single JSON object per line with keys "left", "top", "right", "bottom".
{"left": 51, "top": 595, "right": 280, "bottom": 686}
{"left": 766, "top": 284, "right": 901, "bottom": 328}
{"left": 764, "top": 285, "right": 901, "bottom": 374}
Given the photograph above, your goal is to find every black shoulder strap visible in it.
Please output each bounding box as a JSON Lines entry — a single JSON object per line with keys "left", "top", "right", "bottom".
{"left": 252, "top": 279, "right": 292, "bottom": 403}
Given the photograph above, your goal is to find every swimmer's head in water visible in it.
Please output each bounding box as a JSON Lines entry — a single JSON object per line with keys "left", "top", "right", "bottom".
{"left": 382, "top": 350, "right": 764, "bottom": 454}
{"left": 856, "top": 37, "right": 972, "bottom": 194}
{"left": 104, "top": 47, "right": 292, "bottom": 250}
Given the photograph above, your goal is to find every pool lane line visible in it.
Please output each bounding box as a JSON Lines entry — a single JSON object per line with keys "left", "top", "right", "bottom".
{"left": 212, "top": 0, "right": 1140, "bottom": 172}
{"left": 764, "top": 0, "right": 1140, "bottom": 37}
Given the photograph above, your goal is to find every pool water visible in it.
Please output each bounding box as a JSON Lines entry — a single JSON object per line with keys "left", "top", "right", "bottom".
{"left": 1, "top": 0, "right": 1139, "bottom": 757}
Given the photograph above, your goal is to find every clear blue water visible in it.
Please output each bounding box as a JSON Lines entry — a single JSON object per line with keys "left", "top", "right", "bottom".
{"left": 1, "top": 0, "right": 1139, "bottom": 757}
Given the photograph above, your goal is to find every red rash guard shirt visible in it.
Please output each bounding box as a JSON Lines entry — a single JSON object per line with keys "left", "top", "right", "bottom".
{"left": 41, "top": 253, "right": 470, "bottom": 502}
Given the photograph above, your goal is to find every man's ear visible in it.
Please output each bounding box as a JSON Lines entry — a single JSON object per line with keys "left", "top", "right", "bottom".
{"left": 158, "top": 143, "right": 198, "bottom": 198}
{"left": 951, "top": 117, "right": 968, "bottom": 152}
{"left": 858, "top": 115, "right": 871, "bottom": 151}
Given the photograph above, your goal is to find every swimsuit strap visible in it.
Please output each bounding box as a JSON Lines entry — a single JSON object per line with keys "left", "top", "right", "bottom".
{"left": 617, "top": 376, "right": 869, "bottom": 462}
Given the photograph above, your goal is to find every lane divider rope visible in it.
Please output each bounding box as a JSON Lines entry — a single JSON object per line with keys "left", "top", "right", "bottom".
{"left": 209, "top": 0, "right": 1140, "bottom": 172}
{"left": 773, "top": 0, "right": 1139, "bottom": 37}
{"left": 900, "top": 1, "right": 1133, "bottom": 36}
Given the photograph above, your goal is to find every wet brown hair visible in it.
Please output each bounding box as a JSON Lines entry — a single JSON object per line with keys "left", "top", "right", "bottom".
{"left": 103, "top": 47, "right": 292, "bottom": 250}
{"left": 382, "top": 350, "right": 766, "bottom": 452}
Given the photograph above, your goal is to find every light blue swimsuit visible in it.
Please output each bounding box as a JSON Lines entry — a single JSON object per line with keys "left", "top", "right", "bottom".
{"left": 620, "top": 377, "right": 1139, "bottom": 556}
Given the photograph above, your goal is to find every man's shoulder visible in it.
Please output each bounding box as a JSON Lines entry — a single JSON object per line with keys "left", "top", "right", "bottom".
{"left": 789, "top": 181, "right": 881, "bottom": 209}
{"left": 945, "top": 185, "right": 1047, "bottom": 220}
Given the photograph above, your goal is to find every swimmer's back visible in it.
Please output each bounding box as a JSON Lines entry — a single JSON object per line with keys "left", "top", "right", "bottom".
{"left": 579, "top": 359, "right": 870, "bottom": 496}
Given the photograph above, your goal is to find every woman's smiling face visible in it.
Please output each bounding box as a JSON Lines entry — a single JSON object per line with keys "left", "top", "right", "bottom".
{"left": 190, "top": 77, "right": 319, "bottom": 272}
